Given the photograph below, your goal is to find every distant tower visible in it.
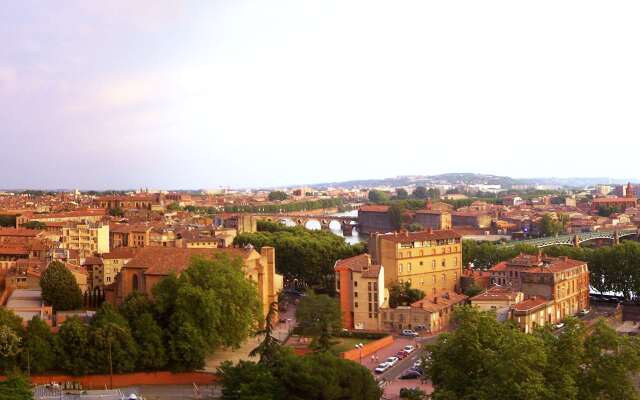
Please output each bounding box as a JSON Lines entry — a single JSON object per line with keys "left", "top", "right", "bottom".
{"left": 626, "top": 182, "right": 635, "bottom": 198}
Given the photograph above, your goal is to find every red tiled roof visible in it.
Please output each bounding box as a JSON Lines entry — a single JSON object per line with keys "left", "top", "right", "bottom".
{"left": 359, "top": 205, "right": 390, "bottom": 213}
{"left": 334, "top": 254, "right": 382, "bottom": 278}
{"left": 0, "top": 228, "right": 44, "bottom": 237}
{"left": 125, "top": 247, "right": 253, "bottom": 276}
{"left": 471, "top": 285, "right": 520, "bottom": 302}
{"left": 102, "top": 247, "right": 141, "bottom": 260}
{"left": 411, "top": 291, "right": 467, "bottom": 313}
{"left": 0, "top": 246, "right": 30, "bottom": 256}
{"left": 379, "top": 229, "right": 461, "bottom": 243}
{"left": 512, "top": 297, "right": 549, "bottom": 312}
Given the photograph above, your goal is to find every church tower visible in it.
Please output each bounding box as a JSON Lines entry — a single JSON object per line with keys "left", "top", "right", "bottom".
{"left": 626, "top": 182, "right": 635, "bottom": 198}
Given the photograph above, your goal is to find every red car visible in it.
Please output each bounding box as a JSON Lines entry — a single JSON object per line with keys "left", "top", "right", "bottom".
{"left": 395, "top": 350, "right": 409, "bottom": 359}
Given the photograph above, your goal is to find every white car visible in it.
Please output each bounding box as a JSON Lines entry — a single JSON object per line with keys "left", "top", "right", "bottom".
{"left": 403, "top": 345, "right": 415, "bottom": 353}
{"left": 401, "top": 329, "right": 419, "bottom": 337}
{"left": 579, "top": 308, "right": 590, "bottom": 316}
{"left": 385, "top": 356, "right": 399, "bottom": 366}
{"left": 374, "top": 362, "right": 391, "bottom": 373}
{"left": 554, "top": 322, "right": 565, "bottom": 329}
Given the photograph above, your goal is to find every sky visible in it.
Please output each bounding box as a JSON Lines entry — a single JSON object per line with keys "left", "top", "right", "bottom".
{"left": 1, "top": 1, "right": 639, "bottom": 189}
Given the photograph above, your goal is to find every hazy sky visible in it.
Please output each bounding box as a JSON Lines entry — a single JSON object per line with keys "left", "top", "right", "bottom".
{"left": 1, "top": 1, "right": 639, "bottom": 189}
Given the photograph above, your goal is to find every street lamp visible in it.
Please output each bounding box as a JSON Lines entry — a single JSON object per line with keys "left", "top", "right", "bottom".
{"left": 355, "top": 343, "right": 364, "bottom": 364}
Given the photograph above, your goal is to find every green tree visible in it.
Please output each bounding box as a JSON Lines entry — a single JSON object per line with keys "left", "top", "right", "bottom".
{"left": 0, "top": 325, "right": 22, "bottom": 373}
{"left": 131, "top": 313, "right": 167, "bottom": 371}
{"left": 462, "top": 284, "right": 483, "bottom": 298}
{"left": 0, "top": 375, "right": 32, "bottom": 400}
{"left": 55, "top": 317, "right": 90, "bottom": 375}
{"left": 167, "top": 322, "right": 207, "bottom": 372}
{"left": 40, "top": 261, "right": 83, "bottom": 311}
{"left": 427, "top": 307, "right": 548, "bottom": 400}
{"left": 220, "top": 349, "right": 381, "bottom": 400}
{"left": 598, "top": 205, "right": 620, "bottom": 217}
{"left": 578, "top": 320, "right": 640, "bottom": 400}
{"left": 407, "top": 223, "right": 423, "bottom": 232}
{"left": 295, "top": 292, "right": 341, "bottom": 348}
{"left": 153, "top": 255, "right": 261, "bottom": 371}
{"left": 268, "top": 191, "right": 288, "bottom": 201}
{"left": 88, "top": 304, "right": 138, "bottom": 374}
{"left": 21, "top": 221, "right": 46, "bottom": 230}
{"left": 367, "top": 190, "right": 389, "bottom": 204}
{"left": 250, "top": 302, "right": 282, "bottom": 365}
{"left": 219, "top": 359, "right": 281, "bottom": 400}
{"left": 166, "top": 202, "right": 182, "bottom": 212}
{"left": 20, "top": 316, "right": 55, "bottom": 374}
{"left": 388, "top": 282, "right": 425, "bottom": 308}
{"left": 540, "top": 213, "right": 563, "bottom": 237}
{"left": 107, "top": 207, "right": 124, "bottom": 217}
{"left": 396, "top": 188, "right": 409, "bottom": 199}
{"left": 388, "top": 203, "right": 406, "bottom": 230}
{"left": 234, "top": 226, "right": 366, "bottom": 290}
{"left": 413, "top": 186, "right": 428, "bottom": 199}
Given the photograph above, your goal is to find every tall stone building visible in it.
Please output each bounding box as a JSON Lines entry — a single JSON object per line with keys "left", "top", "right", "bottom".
{"left": 370, "top": 229, "right": 462, "bottom": 296}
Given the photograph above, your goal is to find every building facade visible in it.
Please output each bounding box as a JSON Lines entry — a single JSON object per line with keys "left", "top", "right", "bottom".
{"left": 61, "top": 223, "right": 109, "bottom": 258}
{"left": 371, "top": 230, "right": 462, "bottom": 296}
{"left": 334, "top": 254, "right": 385, "bottom": 331}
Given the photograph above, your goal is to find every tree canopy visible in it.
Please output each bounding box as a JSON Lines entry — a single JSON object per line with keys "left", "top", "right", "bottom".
{"left": 268, "top": 191, "right": 288, "bottom": 201}
{"left": 153, "top": 254, "right": 262, "bottom": 371}
{"left": 426, "top": 307, "right": 640, "bottom": 400}
{"left": 388, "top": 282, "right": 425, "bottom": 308}
{"left": 40, "top": 261, "right": 83, "bottom": 311}
{"left": 220, "top": 348, "right": 381, "bottom": 400}
{"left": 295, "top": 292, "right": 342, "bottom": 349}
{"left": 234, "top": 223, "right": 366, "bottom": 290}
{"left": 367, "top": 190, "right": 389, "bottom": 204}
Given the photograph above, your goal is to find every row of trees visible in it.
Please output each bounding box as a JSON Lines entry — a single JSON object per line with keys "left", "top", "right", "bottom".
{"left": 224, "top": 198, "right": 343, "bottom": 213}
{"left": 220, "top": 297, "right": 380, "bottom": 400}
{"left": 0, "top": 255, "right": 261, "bottom": 375}
{"left": 427, "top": 307, "right": 640, "bottom": 400}
{"left": 234, "top": 221, "right": 366, "bottom": 290}
{"left": 464, "top": 239, "right": 640, "bottom": 300}
{"left": 368, "top": 187, "right": 439, "bottom": 204}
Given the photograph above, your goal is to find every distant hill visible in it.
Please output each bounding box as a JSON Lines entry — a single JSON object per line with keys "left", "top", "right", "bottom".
{"left": 305, "top": 173, "right": 632, "bottom": 190}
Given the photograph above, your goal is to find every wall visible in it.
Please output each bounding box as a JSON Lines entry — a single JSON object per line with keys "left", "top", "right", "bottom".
{"left": 0, "top": 371, "right": 219, "bottom": 389}
{"left": 341, "top": 335, "right": 394, "bottom": 361}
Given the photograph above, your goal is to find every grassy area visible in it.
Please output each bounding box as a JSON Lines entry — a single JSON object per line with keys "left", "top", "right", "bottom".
{"left": 330, "top": 337, "right": 374, "bottom": 354}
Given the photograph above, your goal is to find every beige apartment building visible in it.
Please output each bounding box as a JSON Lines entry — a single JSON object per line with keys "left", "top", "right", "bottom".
{"left": 335, "top": 254, "right": 385, "bottom": 331}
{"left": 61, "top": 223, "right": 109, "bottom": 258}
{"left": 371, "top": 230, "right": 463, "bottom": 296}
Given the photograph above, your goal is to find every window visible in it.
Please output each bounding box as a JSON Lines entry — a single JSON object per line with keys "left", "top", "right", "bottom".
{"left": 408, "top": 263, "right": 412, "bottom": 272}
{"left": 419, "top": 261, "right": 423, "bottom": 266}
{"left": 399, "top": 263, "right": 403, "bottom": 273}
{"left": 441, "top": 259, "right": 446, "bottom": 267}
{"left": 354, "top": 281, "right": 358, "bottom": 287}
{"left": 441, "top": 274, "right": 446, "bottom": 282}
{"left": 355, "top": 302, "right": 358, "bottom": 308}
{"left": 354, "top": 292, "right": 358, "bottom": 298}
{"left": 132, "top": 274, "right": 139, "bottom": 291}
{"left": 420, "top": 279, "right": 424, "bottom": 286}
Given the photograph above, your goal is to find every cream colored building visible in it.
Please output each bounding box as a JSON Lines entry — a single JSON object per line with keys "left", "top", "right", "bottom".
{"left": 335, "top": 254, "right": 385, "bottom": 331}
{"left": 61, "top": 222, "right": 109, "bottom": 258}
{"left": 371, "top": 230, "right": 462, "bottom": 296}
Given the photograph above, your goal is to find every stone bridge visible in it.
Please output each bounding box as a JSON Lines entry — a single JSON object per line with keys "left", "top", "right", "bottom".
{"left": 502, "top": 228, "right": 640, "bottom": 248}
{"left": 252, "top": 213, "right": 359, "bottom": 235}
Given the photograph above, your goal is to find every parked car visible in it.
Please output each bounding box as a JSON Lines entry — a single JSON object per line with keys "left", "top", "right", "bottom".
{"left": 554, "top": 322, "right": 565, "bottom": 329}
{"left": 374, "top": 362, "right": 391, "bottom": 374}
{"left": 400, "top": 369, "right": 422, "bottom": 379}
{"left": 385, "top": 356, "right": 399, "bottom": 366}
{"left": 395, "top": 351, "right": 408, "bottom": 360}
{"left": 579, "top": 308, "right": 590, "bottom": 316}
{"left": 413, "top": 359, "right": 422, "bottom": 369}
{"left": 403, "top": 345, "right": 415, "bottom": 353}
{"left": 414, "top": 324, "right": 426, "bottom": 331}
{"left": 401, "top": 329, "right": 419, "bottom": 337}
